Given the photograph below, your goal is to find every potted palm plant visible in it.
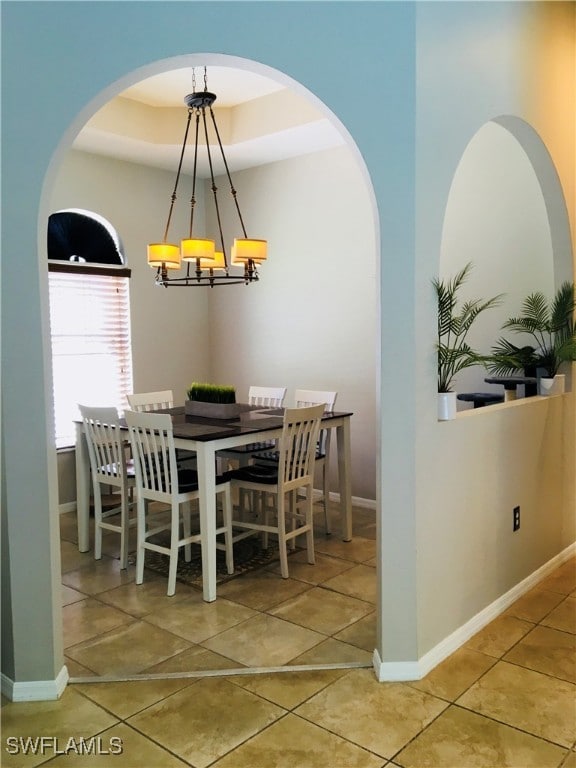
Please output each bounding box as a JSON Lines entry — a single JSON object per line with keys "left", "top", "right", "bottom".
{"left": 488, "top": 281, "right": 576, "bottom": 396}
{"left": 434, "top": 262, "right": 503, "bottom": 420}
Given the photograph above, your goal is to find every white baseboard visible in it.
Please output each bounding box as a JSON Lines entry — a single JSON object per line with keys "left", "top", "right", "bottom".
{"left": 373, "top": 541, "right": 575, "bottom": 682}
{"left": 350, "top": 495, "right": 376, "bottom": 510}
{"left": 372, "top": 650, "right": 421, "bottom": 681}
{"left": 325, "top": 491, "right": 376, "bottom": 510}
{"left": 58, "top": 502, "right": 77, "bottom": 515}
{"left": 2, "top": 665, "right": 69, "bottom": 702}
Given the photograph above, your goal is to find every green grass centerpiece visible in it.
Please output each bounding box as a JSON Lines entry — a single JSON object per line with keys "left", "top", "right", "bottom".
{"left": 185, "top": 382, "right": 244, "bottom": 419}
{"left": 187, "top": 382, "right": 236, "bottom": 404}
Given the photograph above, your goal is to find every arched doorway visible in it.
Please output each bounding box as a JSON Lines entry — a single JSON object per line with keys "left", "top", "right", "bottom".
{"left": 48, "top": 55, "right": 381, "bottom": 682}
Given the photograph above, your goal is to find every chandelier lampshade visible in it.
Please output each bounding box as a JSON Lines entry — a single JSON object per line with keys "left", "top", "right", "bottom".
{"left": 208, "top": 251, "right": 227, "bottom": 270}
{"left": 181, "top": 238, "right": 215, "bottom": 262}
{"left": 231, "top": 238, "right": 268, "bottom": 264}
{"left": 148, "top": 67, "right": 268, "bottom": 287}
{"left": 147, "top": 243, "right": 181, "bottom": 269}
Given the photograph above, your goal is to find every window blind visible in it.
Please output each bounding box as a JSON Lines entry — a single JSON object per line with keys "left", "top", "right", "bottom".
{"left": 49, "top": 270, "right": 133, "bottom": 448}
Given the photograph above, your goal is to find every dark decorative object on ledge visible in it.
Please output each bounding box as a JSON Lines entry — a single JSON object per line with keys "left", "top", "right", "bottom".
{"left": 457, "top": 392, "right": 505, "bottom": 408}
{"left": 484, "top": 376, "right": 539, "bottom": 401}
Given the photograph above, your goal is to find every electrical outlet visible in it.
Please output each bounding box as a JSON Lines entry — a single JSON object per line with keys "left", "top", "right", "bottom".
{"left": 513, "top": 506, "right": 520, "bottom": 531}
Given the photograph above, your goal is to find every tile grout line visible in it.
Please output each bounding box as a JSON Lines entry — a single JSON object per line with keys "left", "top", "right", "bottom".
{"left": 449, "top": 701, "right": 574, "bottom": 751}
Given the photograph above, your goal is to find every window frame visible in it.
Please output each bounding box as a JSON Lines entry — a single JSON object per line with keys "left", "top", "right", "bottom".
{"left": 48, "top": 261, "right": 133, "bottom": 448}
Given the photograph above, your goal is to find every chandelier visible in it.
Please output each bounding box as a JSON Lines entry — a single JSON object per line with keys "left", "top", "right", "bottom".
{"left": 147, "top": 68, "right": 267, "bottom": 287}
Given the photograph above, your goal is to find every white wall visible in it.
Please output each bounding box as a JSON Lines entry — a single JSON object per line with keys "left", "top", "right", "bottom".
{"left": 413, "top": 2, "right": 575, "bottom": 661}
{"left": 207, "top": 146, "right": 377, "bottom": 501}
{"left": 419, "top": 395, "right": 573, "bottom": 654}
{"left": 52, "top": 146, "right": 378, "bottom": 504}
{"left": 3, "top": 0, "right": 573, "bottom": 692}
{"left": 49, "top": 150, "right": 211, "bottom": 404}
{"left": 440, "top": 120, "right": 555, "bottom": 397}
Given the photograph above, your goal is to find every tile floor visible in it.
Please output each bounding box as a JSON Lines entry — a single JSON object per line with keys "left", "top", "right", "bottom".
{"left": 2, "top": 504, "right": 575, "bottom": 768}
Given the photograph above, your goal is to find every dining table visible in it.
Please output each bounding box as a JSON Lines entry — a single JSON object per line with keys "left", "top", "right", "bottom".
{"left": 74, "top": 405, "right": 354, "bottom": 602}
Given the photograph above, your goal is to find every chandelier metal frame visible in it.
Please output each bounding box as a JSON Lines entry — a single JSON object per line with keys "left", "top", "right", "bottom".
{"left": 148, "top": 68, "right": 267, "bottom": 287}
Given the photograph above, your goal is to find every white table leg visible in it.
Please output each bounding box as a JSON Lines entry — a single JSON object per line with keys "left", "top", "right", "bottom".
{"left": 196, "top": 444, "right": 218, "bottom": 602}
{"left": 336, "top": 419, "right": 352, "bottom": 541}
{"left": 75, "top": 422, "right": 91, "bottom": 552}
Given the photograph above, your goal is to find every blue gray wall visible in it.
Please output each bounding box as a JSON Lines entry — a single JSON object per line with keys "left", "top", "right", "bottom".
{"left": 1, "top": 0, "right": 416, "bottom": 686}
{"left": 2, "top": 0, "right": 573, "bottom": 690}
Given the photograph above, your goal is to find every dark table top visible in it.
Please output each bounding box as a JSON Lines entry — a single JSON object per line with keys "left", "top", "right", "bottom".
{"left": 79, "top": 405, "right": 352, "bottom": 443}
{"left": 163, "top": 406, "right": 353, "bottom": 443}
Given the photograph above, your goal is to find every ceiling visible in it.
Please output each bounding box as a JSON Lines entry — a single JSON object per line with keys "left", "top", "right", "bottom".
{"left": 119, "top": 67, "right": 284, "bottom": 108}
{"left": 73, "top": 66, "right": 343, "bottom": 175}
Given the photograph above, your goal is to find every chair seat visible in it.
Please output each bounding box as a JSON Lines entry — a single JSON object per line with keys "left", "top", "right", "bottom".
{"left": 256, "top": 449, "right": 326, "bottom": 463}
{"left": 176, "top": 468, "right": 229, "bottom": 492}
{"left": 224, "top": 464, "right": 279, "bottom": 485}
{"left": 177, "top": 468, "right": 200, "bottom": 491}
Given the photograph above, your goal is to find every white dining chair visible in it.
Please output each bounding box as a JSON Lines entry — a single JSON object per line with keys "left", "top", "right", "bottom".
{"left": 217, "top": 385, "right": 287, "bottom": 470}
{"left": 127, "top": 390, "right": 174, "bottom": 412}
{"left": 247, "top": 385, "right": 287, "bottom": 408}
{"left": 128, "top": 389, "right": 196, "bottom": 467}
{"left": 257, "top": 389, "right": 337, "bottom": 534}
{"left": 295, "top": 389, "right": 338, "bottom": 534}
{"left": 125, "top": 409, "right": 234, "bottom": 596}
{"left": 226, "top": 403, "right": 324, "bottom": 578}
{"left": 79, "top": 404, "right": 137, "bottom": 569}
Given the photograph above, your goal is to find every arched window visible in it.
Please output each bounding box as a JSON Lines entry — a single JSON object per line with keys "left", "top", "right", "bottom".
{"left": 47, "top": 209, "right": 133, "bottom": 447}
{"left": 48, "top": 208, "right": 125, "bottom": 265}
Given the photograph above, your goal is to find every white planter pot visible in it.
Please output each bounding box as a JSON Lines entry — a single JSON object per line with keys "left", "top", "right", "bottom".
{"left": 438, "top": 392, "right": 457, "bottom": 421}
{"left": 539, "top": 374, "right": 566, "bottom": 396}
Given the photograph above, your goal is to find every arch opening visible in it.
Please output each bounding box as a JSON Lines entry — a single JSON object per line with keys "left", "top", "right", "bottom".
{"left": 41, "top": 53, "right": 382, "bottom": 685}
{"left": 440, "top": 114, "right": 573, "bottom": 398}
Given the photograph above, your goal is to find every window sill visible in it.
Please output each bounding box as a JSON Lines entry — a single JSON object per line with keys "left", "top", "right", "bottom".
{"left": 56, "top": 444, "right": 76, "bottom": 454}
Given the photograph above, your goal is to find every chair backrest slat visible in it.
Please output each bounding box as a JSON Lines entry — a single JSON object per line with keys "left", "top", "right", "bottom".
{"left": 294, "top": 389, "right": 337, "bottom": 455}
{"left": 126, "top": 410, "right": 177, "bottom": 497}
{"left": 278, "top": 404, "right": 324, "bottom": 486}
{"left": 79, "top": 405, "right": 125, "bottom": 480}
{"left": 127, "top": 390, "right": 174, "bottom": 413}
{"left": 294, "top": 389, "right": 337, "bottom": 412}
{"left": 248, "top": 386, "right": 287, "bottom": 408}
